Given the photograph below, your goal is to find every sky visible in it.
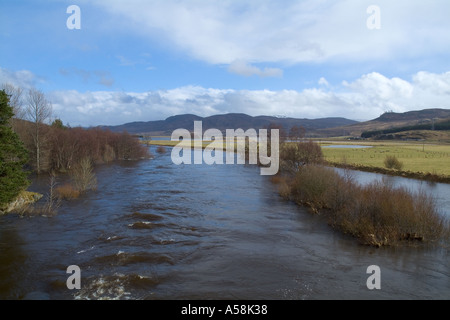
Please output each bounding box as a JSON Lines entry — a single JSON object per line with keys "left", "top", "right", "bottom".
{"left": 1, "top": 0, "right": 450, "bottom": 127}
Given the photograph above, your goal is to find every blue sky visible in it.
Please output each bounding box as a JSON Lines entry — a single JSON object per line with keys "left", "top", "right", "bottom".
{"left": 1, "top": 0, "right": 450, "bottom": 126}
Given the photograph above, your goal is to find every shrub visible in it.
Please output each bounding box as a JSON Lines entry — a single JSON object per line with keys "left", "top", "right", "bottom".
{"left": 280, "top": 141, "right": 323, "bottom": 173}
{"left": 384, "top": 155, "right": 403, "bottom": 170}
{"left": 289, "top": 165, "right": 340, "bottom": 212}
{"left": 116, "top": 131, "right": 150, "bottom": 160}
{"left": 341, "top": 182, "right": 447, "bottom": 246}
{"left": 277, "top": 164, "right": 449, "bottom": 247}
{"left": 278, "top": 182, "right": 291, "bottom": 200}
{"left": 55, "top": 183, "right": 80, "bottom": 200}
{"left": 103, "top": 144, "right": 116, "bottom": 163}
{"left": 270, "top": 175, "right": 291, "bottom": 200}
{"left": 70, "top": 157, "right": 97, "bottom": 192}
{"left": 156, "top": 145, "right": 167, "bottom": 154}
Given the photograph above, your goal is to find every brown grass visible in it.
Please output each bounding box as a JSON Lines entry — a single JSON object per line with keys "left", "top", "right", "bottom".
{"left": 156, "top": 145, "right": 167, "bottom": 154}
{"left": 55, "top": 184, "right": 80, "bottom": 200}
{"left": 269, "top": 175, "right": 284, "bottom": 184}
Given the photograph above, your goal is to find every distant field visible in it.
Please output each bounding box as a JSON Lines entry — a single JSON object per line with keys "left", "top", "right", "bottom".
{"left": 147, "top": 137, "right": 253, "bottom": 149}
{"left": 148, "top": 139, "right": 214, "bottom": 148}
{"left": 146, "top": 137, "right": 450, "bottom": 178}
{"left": 321, "top": 141, "right": 450, "bottom": 176}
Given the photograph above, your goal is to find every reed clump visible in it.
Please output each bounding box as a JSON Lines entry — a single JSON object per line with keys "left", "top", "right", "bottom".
{"left": 55, "top": 183, "right": 81, "bottom": 200}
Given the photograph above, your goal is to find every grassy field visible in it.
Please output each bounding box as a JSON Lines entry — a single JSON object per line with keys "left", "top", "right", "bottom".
{"left": 146, "top": 137, "right": 450, "bottom": 180}
{"left": 321, "top": 141, "right": 450, "bottom": 177}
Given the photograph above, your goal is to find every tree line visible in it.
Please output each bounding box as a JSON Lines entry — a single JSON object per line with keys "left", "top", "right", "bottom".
{"left": 361, "top": 118, "right": 450, "bottom": 139}
{"left": 1, "top": 83, "right": 150, "bottom": 208}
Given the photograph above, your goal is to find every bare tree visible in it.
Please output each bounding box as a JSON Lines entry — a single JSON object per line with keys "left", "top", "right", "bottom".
{"left": 43, "top": 171, "right": 61, "bottom": 215}
{"left": 289, "top": 125, "right": 306, "bottom": 142}
{"left": 2, "top": 83, "right": 24, "bottom": 131}
{"left": 71, "top": 157, "right": 97, "bottom": 192}
{"left": 25, "top": 88, "right": 52, "bottom": 174}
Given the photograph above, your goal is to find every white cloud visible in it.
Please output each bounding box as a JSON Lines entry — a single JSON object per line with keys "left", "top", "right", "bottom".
{"left": 4, "top": 67, "right": 448, "bottom": 126}
{"left": 48, "top": 70, "right": 449, "bottom": 126}
{"left": 116, "top": 55, "right": 136, "bottom": 67}
{"left": 59, "top": 68, "right": 115, "bottom": 87}
{"left": 94, "top": 0, "right": 450, "bottom": 65}
{"left": 342, "top": 71, "right": 450, "bottom": 114}
{"left": 0, "top": 67, "right": 41, "bottom": 89}
{"left": 412, "top": 71, "right": 450, "bottom": 95}
{"left": 345, "top": 72, "right": 413, "bottom": 101}
{"left": 318, "top": 77, "right": 329, "bottom": 87}
{"left": 228, "top": 60, "right": 283, "bottom": 77}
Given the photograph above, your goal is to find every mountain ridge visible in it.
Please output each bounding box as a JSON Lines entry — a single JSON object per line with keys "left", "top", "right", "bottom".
{"left": 318, "top": 108, "right": 450, "bottom": 137}
{"left": 101, "top": 108, "right": 450, "bottom": 138}
{"left": 102, "top": 113, "right": 358, "bottom": 135}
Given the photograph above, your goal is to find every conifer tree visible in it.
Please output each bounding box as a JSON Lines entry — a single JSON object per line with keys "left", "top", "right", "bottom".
{"left": 0, "top": 90, "right": 29, "bottom": 208}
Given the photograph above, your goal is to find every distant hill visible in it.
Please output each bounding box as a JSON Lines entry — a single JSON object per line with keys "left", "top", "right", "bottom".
{"left": 374, "top": 109, "right": 450, "bottom": 123}
{"left": 102, "top": 113, "right": 358, "bottom": 135}
{"left": 318, "top": 108, "right": 450, "bottom": 138}
{"left": 361, "top": 118, "right": 450, "bottom": 139}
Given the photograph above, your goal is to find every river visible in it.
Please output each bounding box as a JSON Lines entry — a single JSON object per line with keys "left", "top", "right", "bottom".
{"left": 0, "top": 147, "right": 449, "bottom": 300}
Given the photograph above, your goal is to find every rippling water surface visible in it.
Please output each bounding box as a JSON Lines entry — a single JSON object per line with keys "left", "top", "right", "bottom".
{"left": 0, "top": 147, "right": 449, "bottom": 300}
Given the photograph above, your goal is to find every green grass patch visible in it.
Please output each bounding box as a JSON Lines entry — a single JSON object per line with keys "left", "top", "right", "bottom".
{"left": 321, "top": 142, "right": 450, "bottom": 177}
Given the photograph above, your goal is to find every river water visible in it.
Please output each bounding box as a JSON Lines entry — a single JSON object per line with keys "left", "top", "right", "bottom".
{"left": 0, "top": 147, "right": 449, "bottom": 300}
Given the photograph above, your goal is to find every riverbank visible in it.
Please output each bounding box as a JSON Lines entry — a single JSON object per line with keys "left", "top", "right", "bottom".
{"left": 321, "top": 141, "right": 450, "bottom": 184}
{"left": 148, "top": 138, "right": 450, "bottom": 183}
{"left": 273, "top": 165, "right": 450, "bottom": 247}
{"left": 0, "top": 191, "right": 43, "bottom": 215}
{"left": 325, "top": 161, "right": 450, "bottom": 184}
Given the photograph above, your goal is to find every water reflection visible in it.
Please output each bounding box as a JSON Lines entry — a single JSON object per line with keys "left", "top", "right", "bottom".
{"left": 0, "top": 227, "right": 27, "bottom": 299}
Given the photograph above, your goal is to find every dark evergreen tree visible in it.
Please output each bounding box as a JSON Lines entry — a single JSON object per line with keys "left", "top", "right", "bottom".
{"left": 0, "top": 90, "right": 29, "bottom": 208}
